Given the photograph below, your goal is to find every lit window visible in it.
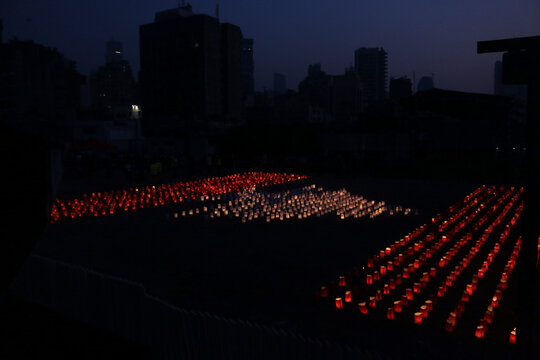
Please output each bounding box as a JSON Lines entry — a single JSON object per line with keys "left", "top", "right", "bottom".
{"left": 115, "top": 50, "right": 121, "bottom": 54}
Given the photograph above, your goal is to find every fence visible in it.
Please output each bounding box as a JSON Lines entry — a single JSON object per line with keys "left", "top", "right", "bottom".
{"left": 10, "top": 254, "right": 387, "bottom": 360}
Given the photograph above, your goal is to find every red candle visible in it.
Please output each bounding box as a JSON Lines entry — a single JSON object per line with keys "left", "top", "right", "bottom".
{"left": 394, "top": 300, "right": 402, "bottom": 313}
{"left": 406, "top": 288, "right": 414, "bottom": 301}
{"left": 320, "top": 286, "right": 328, "bottom": 297}
{"left": 414, "top": 312, "right": 423, "bottom": 325}
{"left": 509, "top": 328, "right": 516, "bottom": 344}
{"left": 475, "top": 325, "right": 485, "bottom": 338}
{"left": 401, "top": 295, "right": 408, "bottom": 307}
{"left": 387, "top": 307, "right": 395, "bottom": 320}
{"left": 358, "top": 302, "right": 368, "bottom": 314}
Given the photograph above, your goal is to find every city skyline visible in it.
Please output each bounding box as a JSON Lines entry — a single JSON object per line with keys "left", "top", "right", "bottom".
{"left": 1, "top": 1, "right": 539, "bottom": 95}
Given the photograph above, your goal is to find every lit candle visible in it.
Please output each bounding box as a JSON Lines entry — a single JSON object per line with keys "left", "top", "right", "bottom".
{"left": 387, "top": 307, "right": 395, "bottom": 320}
{"left": 320, "top": 286, "right": 328, "bottom": 297}
{"left": 414, "top": 312, "right": 423, "bottom": 325}
{"left": 358, "top": 302, "right": 368, "bottom": 314}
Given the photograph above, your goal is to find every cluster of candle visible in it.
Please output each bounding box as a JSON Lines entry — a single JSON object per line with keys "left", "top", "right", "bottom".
{"left": 444, "top": 202, "right": 522, "bottom": 333}
{"left": 172, "top": 184, "right": 413, "bottom": 223}
{"left": 475, "top": 237, "right": 521, "bottom": 339}
{"left": 361, "top": 186, "right": 500, "bottom": 305}
{"left": 323, "top": 186, "right": 497, "bottom": 308}
{"left": 403, "top": 188, "right": 520, "bottom": 322}
{"left": 49, "top": 172, "right": 306, "bottom": 223}
{"left": 316, "top": 185, "right": 526, "bottom": 341}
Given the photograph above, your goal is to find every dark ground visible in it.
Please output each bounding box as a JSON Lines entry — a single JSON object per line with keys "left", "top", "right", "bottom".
{"left": 28, "top": 172, "right": 502, "bottom": 352}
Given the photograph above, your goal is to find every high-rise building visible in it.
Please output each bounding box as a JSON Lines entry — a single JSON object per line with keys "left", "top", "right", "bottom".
{"left": 274, "top": 72, "right": 286, "bottom": 94}
{"left": 354, "top": 47, "right": 387, "bottom": 106}
{"left": 139, "top": 4, "right": 243, "bottom": 123}
{"left": 298, "top": 63, "right": 331, "bottom": 109}
{"left": 241, "top": 38, "right": 254, "bottom": 94}
{"left": 0, "top": 38, "right": 85, "bottom": 137}
{"left": 330, "top": 68, "right": 363, "bottom": 121}
{"left": 389, "top": 76, "right": 412, "bottom": 102}
{"left": 90, "top": 41, "right": 136, "bottom": 112}
{"left": 221, "top": 23, "right": 243, "bottom": 122}
{"left": 106, "top": 40, "right": 123, "bottom": 64}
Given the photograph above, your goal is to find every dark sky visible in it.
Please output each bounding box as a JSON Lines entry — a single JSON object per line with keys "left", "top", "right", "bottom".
{"left": 2, "top": 0, "right": 539, "bottom": 95}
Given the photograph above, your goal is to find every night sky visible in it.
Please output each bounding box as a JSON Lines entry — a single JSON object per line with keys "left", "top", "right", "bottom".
{"left": 2, "top": 1, "right": 539, "bottom": 98}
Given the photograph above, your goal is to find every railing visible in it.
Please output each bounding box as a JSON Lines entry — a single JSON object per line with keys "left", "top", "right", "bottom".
{"left": 10, "top": 254, "right": 386, "bottom": 360}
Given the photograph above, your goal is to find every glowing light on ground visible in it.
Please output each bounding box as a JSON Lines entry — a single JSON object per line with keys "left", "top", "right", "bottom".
{"left": 315, "top": 185, "right": 531, "bottom": 341}
{"left": 171, "top": 184, "right": 413, "bottom": 222}
{"left": 49, "top": 172, "right": 306, "bottom": 223}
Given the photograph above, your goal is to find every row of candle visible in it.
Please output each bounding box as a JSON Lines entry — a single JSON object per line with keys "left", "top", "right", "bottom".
{"left": 475, "top": 238, "right": 521, "bottom": 339}
{"left": 49, "top": 172, "right": 306, "bottom": 223}
{"left": 435, "top": 191, "right": 521, "bottom": 327}
{"left": 444, "top": 206, "right": 521, "bottom": 333}
{"left": 503, "top": 234, "right": 538, "bottom": 344}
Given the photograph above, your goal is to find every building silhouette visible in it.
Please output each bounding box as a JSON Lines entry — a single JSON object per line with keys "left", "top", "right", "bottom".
{"left": 297, "top": 64, "right": 363, "bottom": 123}
{"left": 389, "top": 76, "right": 412, "bottom": 102}
{"left": 90, "top": 41, "right": 136, "bottom": 114}
{"left": 106, "top": 40, "right": 123, "bottom": 64}
{"left": 273, "top": 72, "right": 287, "bottom": 94}
{"left": 139, "top": 4, "right": 243, "bottom": 124}
{"left": 330, "top": 68, "right": 363, "bottom": 122}
{"left": 354, "top": 47, "right": 387, "bottom": 106}
{"left": 416, "top": 76, "right": 434, "bottom": 93}
{"left": 0, "top": 38, "right": 85, "bottom": 139}
{"left": 221, "top": 23, "right": 243, "bottom": 123}
{"left": 493, "top": 60, "right": 527, "bottom": 103}
{"left": 298, "top": 64, "right": 332, "bottom": 122}
{"left": 241, "top": 38, "right": 254, "bottom": 94}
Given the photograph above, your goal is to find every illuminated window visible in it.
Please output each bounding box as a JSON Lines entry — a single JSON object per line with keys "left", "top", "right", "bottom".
{"left": 115, "top": 50, "right": 121, "bottom": 54}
